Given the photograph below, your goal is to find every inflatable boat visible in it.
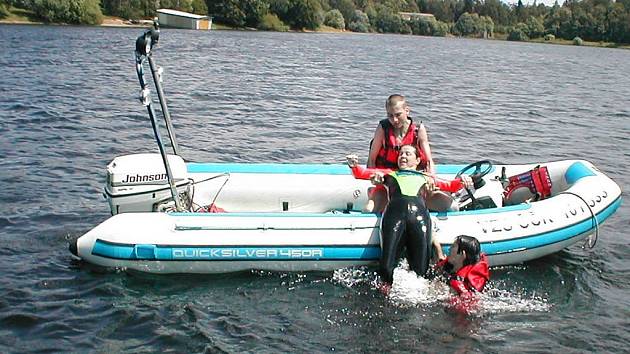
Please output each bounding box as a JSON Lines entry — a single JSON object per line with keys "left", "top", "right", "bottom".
{"left": 68, "top": 24, "right": 622, "bottom": 274}
{"left": 70, "top": 155, "right": 622, "bottom": 274}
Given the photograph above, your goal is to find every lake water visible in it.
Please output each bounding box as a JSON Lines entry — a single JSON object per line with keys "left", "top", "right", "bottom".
{"left": 0, "top": 24, "right": 628, "bottom": 352}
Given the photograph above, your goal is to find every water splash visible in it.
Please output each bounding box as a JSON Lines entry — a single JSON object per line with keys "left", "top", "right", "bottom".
{"left": 333, "top": 262, "right": 551, "bottom": 315}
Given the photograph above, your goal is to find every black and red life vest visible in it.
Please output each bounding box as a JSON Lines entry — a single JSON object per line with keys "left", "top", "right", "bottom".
{"left": 375, "top": 118, "right": 425, "bottom": 169}
{"left": 437, "top": 254, "right": 490, "bottom": 295}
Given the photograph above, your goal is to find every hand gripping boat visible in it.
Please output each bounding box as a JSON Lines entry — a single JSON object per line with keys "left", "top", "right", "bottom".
{"left": 69, "top": 24, "right": 622, "bottom": 274}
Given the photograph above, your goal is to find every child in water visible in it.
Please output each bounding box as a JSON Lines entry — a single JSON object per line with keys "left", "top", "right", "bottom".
{"left": 437, "top": 235, "right": 489, "bottom": 296}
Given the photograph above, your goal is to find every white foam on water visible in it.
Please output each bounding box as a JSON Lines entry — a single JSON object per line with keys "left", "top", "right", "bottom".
{"left": 333, "top": 262, "right": 551, "bottom": 315}
{"left": 332, "top": 266, "right": 374, "bottom": 288}
{"left": 388, "top": 267, "right": 452, "bottom": 307}
{"left": 476, "top": 287, "right": 551, "bottom": 314}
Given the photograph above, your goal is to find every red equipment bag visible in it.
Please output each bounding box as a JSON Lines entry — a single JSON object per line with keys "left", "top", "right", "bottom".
{"left": 503, "top": 165, "right": 552, "bottom": 204}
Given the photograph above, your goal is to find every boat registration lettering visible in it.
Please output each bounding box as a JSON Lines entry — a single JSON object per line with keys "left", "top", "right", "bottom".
{"left": 478, "top": 211, "right": 555, "bottom": 234}
{"left": 478, "top": 192, "right": 608, "bottom": 234}
{"left": 171, "top": 248, "right": 324, "bottom": 259}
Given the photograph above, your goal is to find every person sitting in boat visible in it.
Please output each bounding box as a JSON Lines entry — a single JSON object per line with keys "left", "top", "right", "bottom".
{"left": 346, "top": 145, "right": 438, "bottom": 292}
{"left": 366, "top": 94, "right": 434, "bottom": 213}
{"left": 366, "top": 94, "right": 466, "bottom": 213}
{"left": 436, "top": 235, "right": 489, "bottom": 296}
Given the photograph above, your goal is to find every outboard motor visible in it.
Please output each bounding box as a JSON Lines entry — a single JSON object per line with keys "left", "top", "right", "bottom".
{"left": 104, "top": 153, "right": 191, "bottom": 214}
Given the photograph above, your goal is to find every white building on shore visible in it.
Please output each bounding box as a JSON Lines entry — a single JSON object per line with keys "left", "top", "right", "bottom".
{"left": 157, "top": 9, "right": 212, "bottom": 30}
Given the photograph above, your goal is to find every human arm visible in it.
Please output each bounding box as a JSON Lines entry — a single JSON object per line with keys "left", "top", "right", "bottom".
{"left": 416, "top": 122, "right": 435, "bottom": 175}
{"left": 367, "top": 125, "right": 385, "bottom": 168}
{"left": 433, "top": 175, "right": 473, "bottom": 193}
{"left": 448, "top": 275, "right": 470, "bottom": 295}
{"left": 434, "top": 178, "right": 463, "bottom": 193}
{"left": 346, "top": 154, "right": 391, "bottom": 181}
{"left": 433, "top": 238, "right": 446, "bottom": 260}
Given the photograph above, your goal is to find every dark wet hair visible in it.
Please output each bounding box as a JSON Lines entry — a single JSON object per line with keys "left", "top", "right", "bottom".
{"left": 399, "top": 144, "right": 420, "bottom": 158}
{"left": 454, "top": 235, "right": 481, "bottom": 266}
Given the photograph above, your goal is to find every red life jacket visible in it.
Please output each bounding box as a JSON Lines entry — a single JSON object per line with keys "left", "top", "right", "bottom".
{"left": 503, "top": 166, "right": 552, "bottom": 204}
{"left": 439, "top": 254, "right": 490, "bottom": 295}
{"left": 375, "top": 118, "right": 425, "bottom": 169}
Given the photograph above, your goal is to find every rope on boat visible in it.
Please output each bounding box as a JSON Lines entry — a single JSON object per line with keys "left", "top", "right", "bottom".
{"left": 188, "top": 173, "right": 231, "bottom": 212}
{"left": 559, "top": 191, "right": 599, "bottom": 249}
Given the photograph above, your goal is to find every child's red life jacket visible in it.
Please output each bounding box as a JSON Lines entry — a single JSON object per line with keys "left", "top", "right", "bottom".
{"left": 438, "top": 254, "right": 490, "bottom": 295}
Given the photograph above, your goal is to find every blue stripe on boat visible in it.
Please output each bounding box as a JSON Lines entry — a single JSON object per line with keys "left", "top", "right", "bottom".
{"left": 92, "top": 242, "right": 381, "bottom": 261}
{"left": 186, "top": 162, "right": 482, "bottom": 175}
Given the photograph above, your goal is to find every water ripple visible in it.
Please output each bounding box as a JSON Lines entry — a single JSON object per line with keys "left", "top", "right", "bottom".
{"left": 0, "top": 24, "right": 629, "bottom": 353}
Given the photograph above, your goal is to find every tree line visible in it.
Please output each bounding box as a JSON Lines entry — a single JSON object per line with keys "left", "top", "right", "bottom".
{"left": 1, "top": 0, "right": 629, "bottom": 43}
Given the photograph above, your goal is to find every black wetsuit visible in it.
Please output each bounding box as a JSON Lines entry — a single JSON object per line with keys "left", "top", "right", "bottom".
{"left": 379, "top": 170, "right": 433, "bottom": 285}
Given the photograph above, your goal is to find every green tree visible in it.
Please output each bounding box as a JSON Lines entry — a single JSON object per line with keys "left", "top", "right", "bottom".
{"left": 410, "top": 16, "right": 449, "bottom": 37}
{"left": 191, "top": 0, "right": 207, "bottom": 15}
{"left": 410, "top": 16, "right": 434, "bottom": 35}
{"left": 324, "top": 8, "right": 345, "bottom": 29}
{"left": 258, "top": 12, "right": 289, "bottom": 31}
{"left": 525, "top": 15, "right": 544, "bottom": 38}
{"left": 508, "top": 22, "right": 529, "bottom": 40}
{"left": 102, "top": 0, "right": 146, "bottom": 19}
{"left": 269, "top": 0, "right": 290, "bottom": 19}
{"left": 477, "top": 0, "right": 512, "bottom": 27}
{"left": 0, "top": 0, "right": 10, "bottom": 19}
{"left": 544, "top": 5, "right": 572, "bottom": 37}
{"left": 32, "top": 0, "right": 103, "bottom": 25}
{"left": 422, "top": 0, "right": 454, "bottom": 23}
{"left": 515, "top": 0, "right": 526, "bottom": 22}
{"left": 348, "top": 9, "right": 369, "bottom": 32}
{"left": 207, "top": 0, "right": 268, "bottom": 28}
{"left": 286, "top": 0, "right": 322, "bottom": 30}
{"left": 463, "top": 0, "right": 474, "bottom": 13}
{"left": 481, "top": 15, "right": 494, "bottom": 37}
{"left": 454, "top": 12, "right": 480, "bottom": 36}
{"left": 371, "top": 4, "right": 403, "bottom": 33}
{"left": 161, "top": 0, "right": 193, "bottom": 12}
{"left": 329, "top": 0, "right": 355, "bottom": 28}
{"left": 608, "top": 2, "right": 630, "bottom": 43}
{"left": 207, "top": 0, "right": 246, "bottom": 26}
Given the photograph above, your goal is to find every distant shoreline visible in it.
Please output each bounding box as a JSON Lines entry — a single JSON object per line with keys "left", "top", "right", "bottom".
{"left": 2, "top": 17, "right": 627, "bottom": 50}
{"left": 0, "top": 16, "right": 345, "bottom": 32}
{"left": 0, "top": 18, "right": 147, "bottom": 28}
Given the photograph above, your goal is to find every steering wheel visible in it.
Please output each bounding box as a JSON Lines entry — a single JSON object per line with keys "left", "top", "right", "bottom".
{"left": 455, "top": 160, "right": 493, "bottom": 209}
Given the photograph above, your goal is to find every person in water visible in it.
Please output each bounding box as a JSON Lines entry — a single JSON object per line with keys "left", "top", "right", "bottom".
{"left": 347, "top": 145, "right": 437, "bottom": 290}
{"left": 437, "top": 235, "right": 490, "bottom": 296}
